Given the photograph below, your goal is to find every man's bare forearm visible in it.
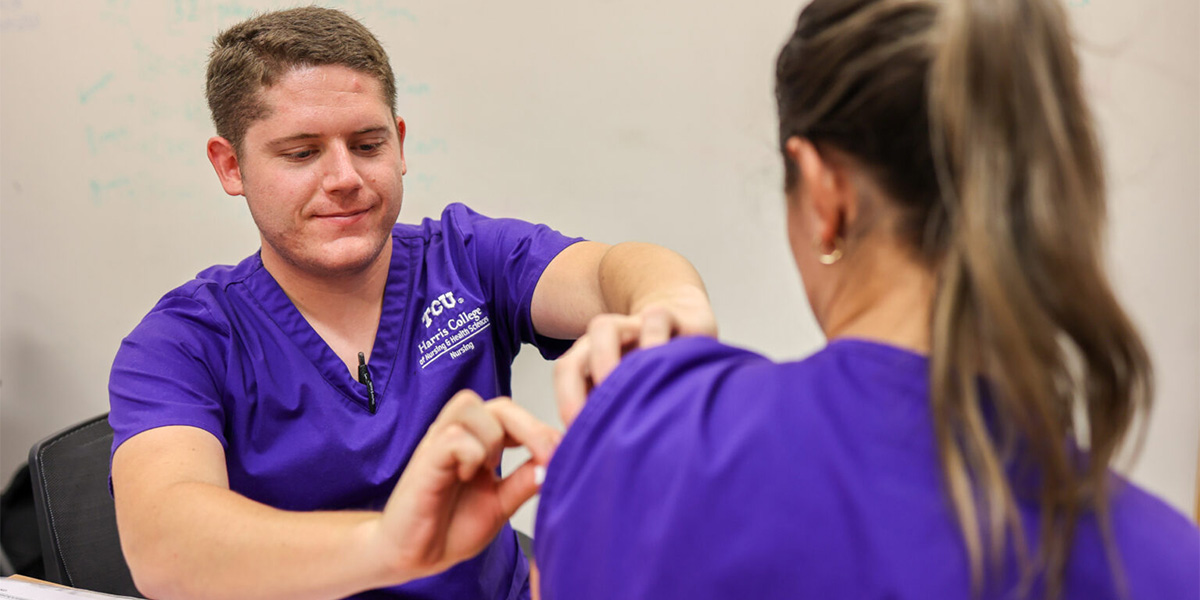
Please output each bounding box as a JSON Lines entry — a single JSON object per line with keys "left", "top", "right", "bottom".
{"left": 598, "top": 242, "right": 714, "bottom": 335}
{"left": 114, "top": 427, "right": 405, "bottom": 600}
{"left": 120, "top": 482, "right": 398, "bottom": 600}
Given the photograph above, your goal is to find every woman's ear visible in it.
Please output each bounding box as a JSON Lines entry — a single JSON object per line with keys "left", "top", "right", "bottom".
{"left": 788, "top": 137, "right": 848, "bottom": 251}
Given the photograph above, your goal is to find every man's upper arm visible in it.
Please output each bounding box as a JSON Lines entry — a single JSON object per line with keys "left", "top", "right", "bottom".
{"left": 113, "top": 426, "right": 229, "bottom": 496}
{"left": 109, "top": 292, "right": 230, "bottom": 471}
{"left": 446, "top": 204, "right": 589, "bottom": 350}
{"left": 111, "top": 425, "right": 229, "bottom": 561}
{"left": 529, "top": 241, "right": 611, "bottom": 341}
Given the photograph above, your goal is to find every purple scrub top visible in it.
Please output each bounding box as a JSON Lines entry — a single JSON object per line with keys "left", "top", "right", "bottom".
{"left": 535, "top": 337, "right": 1200, "bottom": 599}
{"left": 110, "top": 203, "right": 580, "bottom": 599}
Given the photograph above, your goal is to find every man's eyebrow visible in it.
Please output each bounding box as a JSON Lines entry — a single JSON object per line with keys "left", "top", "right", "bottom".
{"left": 266, "top": 133, "right": 320, "bottom": 148}
{"left": 265, "top": 126, "right": 391, "bottom": 148}
{"left": 354, "top": 126, "right": 390, "bottom": 137}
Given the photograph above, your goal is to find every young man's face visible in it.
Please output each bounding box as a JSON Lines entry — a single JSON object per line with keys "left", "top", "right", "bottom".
{"left": 216, "top": 64, "right": 406, "bottom": 280}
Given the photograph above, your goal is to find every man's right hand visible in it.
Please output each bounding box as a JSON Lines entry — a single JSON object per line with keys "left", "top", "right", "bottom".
{"left": 369, "top": 391, "right": 560, "bottom": 582}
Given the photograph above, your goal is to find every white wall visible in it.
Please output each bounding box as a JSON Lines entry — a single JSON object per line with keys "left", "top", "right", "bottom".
{"left": 1, "top": 0, "right": 1196, "bottom": 538}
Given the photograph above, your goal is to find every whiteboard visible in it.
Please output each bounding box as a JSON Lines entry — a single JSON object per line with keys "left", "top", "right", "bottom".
{"left": 2, "top": 0, "right": 1196, "bottom": 538}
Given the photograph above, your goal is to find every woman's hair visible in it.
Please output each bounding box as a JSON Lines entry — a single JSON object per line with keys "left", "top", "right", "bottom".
{"left": 775, "top": 0, "right": 1152, "bottom": 597}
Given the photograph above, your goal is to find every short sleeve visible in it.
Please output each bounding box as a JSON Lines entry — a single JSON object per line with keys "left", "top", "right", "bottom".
{"left": 108, "top": 291, "right": 231, "bottom": 464}
{"left": 534, "top": 337, "right": 772, "bottom": 598}
{"left": 447, "top": 204, "right": 583, "bottom": 359}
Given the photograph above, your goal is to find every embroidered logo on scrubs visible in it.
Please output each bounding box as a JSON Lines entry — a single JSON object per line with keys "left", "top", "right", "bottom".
{"left": 421, "top": 292, "right": 459, "bottom": 328}
{"left": 417, "top": 292, "right": 490, "bottom": 369}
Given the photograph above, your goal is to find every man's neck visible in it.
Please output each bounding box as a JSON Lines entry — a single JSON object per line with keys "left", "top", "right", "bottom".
{"left": 262, "top": 243, "right": 393, "bottom": 374}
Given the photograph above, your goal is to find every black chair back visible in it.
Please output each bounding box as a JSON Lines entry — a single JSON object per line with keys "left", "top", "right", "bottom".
{"left": 28, "top": 413, "right": 143, "bottom": 597}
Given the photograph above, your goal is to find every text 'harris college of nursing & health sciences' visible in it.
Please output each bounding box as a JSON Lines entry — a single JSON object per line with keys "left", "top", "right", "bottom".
{"left": 418, "top": 291, "right": 491, "bottom": 369}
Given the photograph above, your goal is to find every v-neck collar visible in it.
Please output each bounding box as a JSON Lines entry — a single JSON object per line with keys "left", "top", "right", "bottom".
{"left": 244, "top": 235, "right": 411, "bottom": 413}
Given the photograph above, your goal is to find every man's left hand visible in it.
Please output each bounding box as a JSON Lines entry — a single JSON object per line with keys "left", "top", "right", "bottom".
{"left": 554, "top": 291, "right": 716, "bottom": 427}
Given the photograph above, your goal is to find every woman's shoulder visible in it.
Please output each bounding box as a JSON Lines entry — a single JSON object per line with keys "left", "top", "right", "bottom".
{"left": 600, "top": 336, "right": 769, "bottom": 383}
{"left": 590, "top": 337, "right": 928, "bottom": 409}
{"left": 537, "top": 337, "right": 950, "bottom": 599}
{"left": 583, "top": 335, "right": 924, "bottom": 402}
{"left": 579, "top": 337, "right": 776, "bottom": 418}
{"left": 1102, "top": 477, "right": 1200, "bottom": 598}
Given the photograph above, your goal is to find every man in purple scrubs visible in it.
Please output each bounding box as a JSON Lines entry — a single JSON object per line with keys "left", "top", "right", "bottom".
{"left": 107, "top": 7, "right": 714, "bottom": 600}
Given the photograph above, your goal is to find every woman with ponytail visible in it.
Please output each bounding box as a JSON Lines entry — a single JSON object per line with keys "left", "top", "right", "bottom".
{"left": 533, "top": 0, "right": 1199, "bottom": 598}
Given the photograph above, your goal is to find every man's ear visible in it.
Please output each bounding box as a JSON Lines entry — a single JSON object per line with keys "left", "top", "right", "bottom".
{"left": 395, "top": 115, "right": 407, "bottom": 176}
{"left": 789, "top": 137, "right": 851, "bottom": 249}
{"left": 207, "top": 136, "right": 245, "bottom": 197}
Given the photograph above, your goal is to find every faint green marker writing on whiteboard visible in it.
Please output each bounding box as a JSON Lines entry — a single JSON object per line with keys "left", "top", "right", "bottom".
{"left": 80, "top": 73, "right": 115, "bottom": 104}
{"left": 90, "top": 178, "right": 132, "bottom": 205}
{"left": 86, "top": 126, "right": 130, "bottom": 156}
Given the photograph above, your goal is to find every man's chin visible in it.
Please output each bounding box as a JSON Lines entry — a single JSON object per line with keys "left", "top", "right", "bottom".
{"left": 275, "top": 240, "right": 389, "bottom": 279}
{"left": 312, "top": 245, "right": 388, "bottom": 276}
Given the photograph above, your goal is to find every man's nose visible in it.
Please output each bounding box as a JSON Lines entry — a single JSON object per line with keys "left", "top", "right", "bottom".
{"left": 322, "top": 145, "right": 364, "bottom": 195}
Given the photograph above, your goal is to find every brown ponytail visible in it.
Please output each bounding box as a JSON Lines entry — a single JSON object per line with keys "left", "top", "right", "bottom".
{"left": 775, "top": 0, "right": 1152, "bottom": 597}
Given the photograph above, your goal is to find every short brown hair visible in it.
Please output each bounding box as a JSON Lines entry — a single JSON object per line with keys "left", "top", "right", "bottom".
{"left": 205, "top": 6, "right": 397, "bottom": 152}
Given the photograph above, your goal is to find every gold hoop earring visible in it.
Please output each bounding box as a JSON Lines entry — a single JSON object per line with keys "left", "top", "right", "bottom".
{"left": 815, "top": 238, "right": 844, "bottom": 265}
